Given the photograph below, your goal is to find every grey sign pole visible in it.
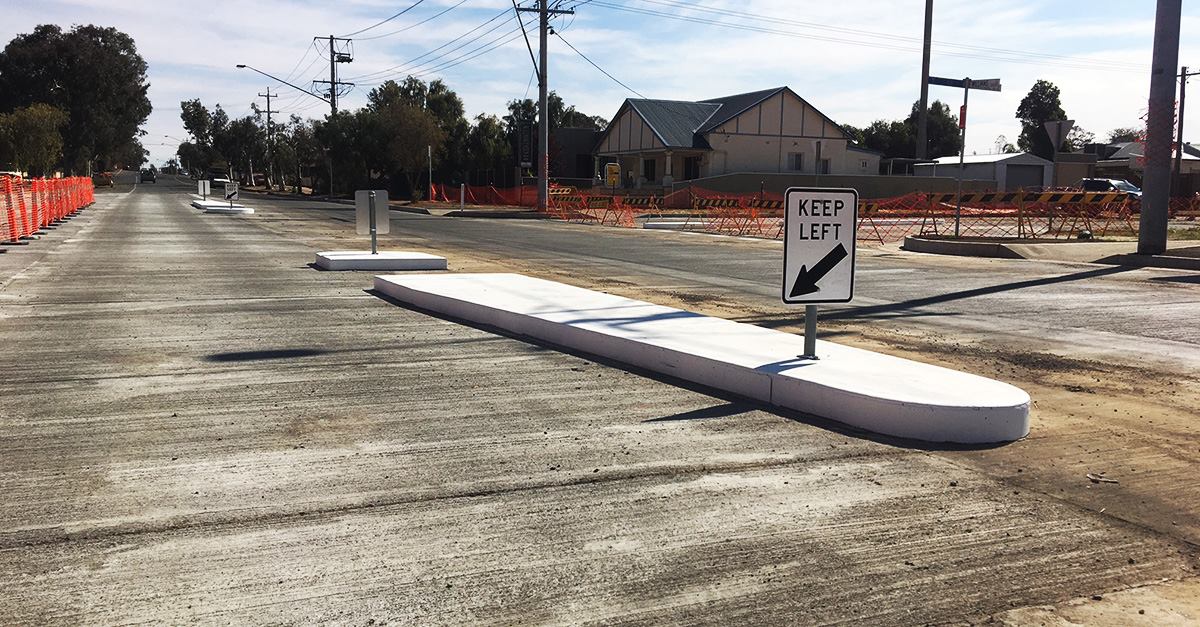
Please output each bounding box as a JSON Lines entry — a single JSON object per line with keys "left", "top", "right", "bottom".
{"left": 928, "top": 76, "right": 999, "bottom": 238}
{"left": 368, "top": 191, "right": 378, "bottom": 255}
{"left": 956, "top": 79, "right": 969, "bottom": 238}
{"left": 803, "top": 305, "right": 818, "bottom": 360}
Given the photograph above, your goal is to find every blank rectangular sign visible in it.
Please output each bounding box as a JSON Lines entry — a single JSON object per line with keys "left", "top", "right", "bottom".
{"left": 355, "top": 189, "right": 390, "bottom": 235}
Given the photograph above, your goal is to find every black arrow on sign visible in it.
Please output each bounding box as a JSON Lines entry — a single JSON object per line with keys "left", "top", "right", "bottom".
{"left": 789, "top": 243, "right": 848, "bottom": 298}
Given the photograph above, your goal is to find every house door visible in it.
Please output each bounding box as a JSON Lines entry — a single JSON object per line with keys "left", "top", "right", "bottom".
{"left": 683, "top": 156, "right": 702, "bottom": 180}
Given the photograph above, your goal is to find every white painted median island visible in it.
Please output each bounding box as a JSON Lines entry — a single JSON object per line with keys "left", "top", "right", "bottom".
{"left": 191, "top": 200, "right": 253, "bottom": 214}
{"left": 372, "top": 273, "right": 1030, "bottom": 444}
{"left": 316, "top": 251, "right": 447, "bottom": 271}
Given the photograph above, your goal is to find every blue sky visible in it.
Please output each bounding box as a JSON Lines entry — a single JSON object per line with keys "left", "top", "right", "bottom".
{"left": 3, "top": 0, "right": 1197, "bottom": 166}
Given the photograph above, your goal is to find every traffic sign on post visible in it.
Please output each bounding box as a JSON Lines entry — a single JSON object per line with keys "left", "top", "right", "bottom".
{"left": 605, "top": 162, "right": 620, "bottom": 189}
{"left": 783, "top": 187, "right": 858, "bottom": 360}
{"left": 355, "top": 189, "right": 390, "bottom": 235}
{"left": 224, "top": 182, "right": 238, "bottom": 203}
{"left": 783, "top": 187, "right": 858, "bottom": 305}
{"left": 198, "top": 179, "right": 210, "bottom": 200}
{"left": 356, "top": 189, "right": 389, "bottom": 255}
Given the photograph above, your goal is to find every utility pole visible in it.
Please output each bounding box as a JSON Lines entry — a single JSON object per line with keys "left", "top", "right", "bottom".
{"left": 1140, "top": 0, "right": 1182, "bottom": 255}
{"left": 517, "top": 0, "right": 573, "bottom": 212}
{"left": 1174, "top": 66, "right": 1199, "bottom": 195}
{"left": 257, "top": 87, "right": 278, "bottom": 190}
{"left": 312, "top": 35, "right": 353, "bottom": 198}
{"left": 916, "top": 0, "right": 933, "bottom": 160}
{"left": 313, "top": 36, "right": 354, "bottom": 117}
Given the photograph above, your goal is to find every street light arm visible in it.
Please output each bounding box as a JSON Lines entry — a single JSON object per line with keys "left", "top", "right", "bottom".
{"left": 236, "top": 64, "right": 331, "bottom": 105}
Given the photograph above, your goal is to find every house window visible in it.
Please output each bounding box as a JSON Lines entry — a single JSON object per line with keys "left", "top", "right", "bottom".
{"left": 787, "top": 152, "right": 804, "bottom": 171}
{"left": 683, "top": 156, "right": 702, "bottom": 180}
{"left": 860, "top": 159, "right": 869, "bottom": 169}
{"left": 643, "top": 158, "right": 656, "bottom": 182}
{"left": 818, "top": 159, "right": 831, "bottom": 175}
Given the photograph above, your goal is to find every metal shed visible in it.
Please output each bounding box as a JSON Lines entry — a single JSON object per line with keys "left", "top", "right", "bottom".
{"left": 913, "top": 153, "right": 1053, "bottom": 191}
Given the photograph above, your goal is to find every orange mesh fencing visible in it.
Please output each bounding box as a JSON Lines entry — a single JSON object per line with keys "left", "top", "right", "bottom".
{"left": 1, "top": 175, "right": 94, "bottom": 243}
{"left": 426, "top": 182, "right": 1200, "bottom": 244}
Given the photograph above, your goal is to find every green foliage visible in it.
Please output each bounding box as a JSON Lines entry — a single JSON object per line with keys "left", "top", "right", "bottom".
{"left": 467, "top": 114, "right": 511, "bottom": 173}
{"left": 1065, "top": 126, "right": 1095, "bottom": 152}
{"left": 0, "top": 103, "right": 68, "bottom": 175}
{"left": 905, "top": 100, "right": 961, "bottom": 158}
{"left": 861, "top": 120, "right": 911, "bottom": 158}
{"left": 848, "top": 100, "right": 961, "bottom": 159}
{"left": 1016, "top": 79, "right": 1067, "bottom": 159}
{"left": 1107, "top": 127, "right": 1143, "bottom": 143}
{"left": 0, "top": 24, "right": 151, "bottom": 173}
{"left": 178, "top": 75, "right": 605, "bottom": 196}
{"left": 840, "top": 124, "right": 865, "bottom": 146}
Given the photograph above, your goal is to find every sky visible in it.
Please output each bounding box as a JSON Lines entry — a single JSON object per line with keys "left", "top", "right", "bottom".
{"left": 3, "top": 0, "right": 1198, "bottom": 166}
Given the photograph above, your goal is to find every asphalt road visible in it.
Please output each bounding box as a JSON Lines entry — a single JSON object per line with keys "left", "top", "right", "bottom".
{"left": 1, "top": 175, "right": 1197, "bottom": 624}
{"left": 247, "top": 184, "right": 1200, "bottom": 366}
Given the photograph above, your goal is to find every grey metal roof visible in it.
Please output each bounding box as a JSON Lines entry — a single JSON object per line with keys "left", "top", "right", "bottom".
{"left": 697, "top": 87, "right": 786, "bottom": 132}
{"left": 626, "top": 99, "right": 720, "bottom": 149}
{"left": 600, "top": 86, "right": 850, "bottom": 152}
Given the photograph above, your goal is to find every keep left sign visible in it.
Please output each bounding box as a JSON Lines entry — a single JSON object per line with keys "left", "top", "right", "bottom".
{"left": 782, "top": 187, "right": 858, "bottom": 304}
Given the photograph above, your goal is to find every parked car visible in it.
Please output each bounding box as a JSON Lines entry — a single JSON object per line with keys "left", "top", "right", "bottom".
{"left": 91, "top": 172, "right": 114, "bottom": 187}
{"left": 140, "top": 169, "right": 157, "bottom": 183}
{"left": 1077, "top": 178, "right": 1141, "bottom": 199}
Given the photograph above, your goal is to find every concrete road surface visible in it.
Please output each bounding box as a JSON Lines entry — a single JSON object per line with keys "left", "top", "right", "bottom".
{"left": 1, "top": 176, "right": 1197, "bottom": 624}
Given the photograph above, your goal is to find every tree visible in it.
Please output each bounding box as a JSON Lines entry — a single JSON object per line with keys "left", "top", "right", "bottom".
{"left": 1016, "top": 79, "right": 1067, "bottom": 159}
{"left": 375, "top": 102, "right": 443, "bottom": 198}
{"left": 840, "top": 124, "right": 865, "bottom": 146}
{"left": 853, "top": 100, "right": 960, "bottom": 158}
{"left": 861, "top": 119, "right": 911, "bottom": 158}
{"left": 1065, "top": 126, "right": 1095, "bottom": 152}
{"left": 466, "top": 114, "right": 511, "bottom": 184}
{"left": 370, "top": 78, "right": 470, "bottom": 183}
{"left": 180, "top": 99, "right": 214, "bottom": 146}
{"left": 1108, "top": 127, "right": 1143, "bottom": 143}
{"left": 0, "top": 103, "right": 68, "bottom": 175}
{"left": 906, "top": 100, "right": 961, "bottom": 158}
{"left": 0, "top": 24, "right": 151, "bottom": 172}
{"left": 994, "top": 135, "right": 1017, "bottom": 154}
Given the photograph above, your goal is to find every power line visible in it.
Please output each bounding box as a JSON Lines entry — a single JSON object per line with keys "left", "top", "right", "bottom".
{"left": 513, "top": 0, "right": 540, "bottom": 74}
{"left": 339, "top": 0, "right": 426, "bottom": 38}
{"left": 357, "top": 0, "right": 470, "bottom": 41}
{"left": 589, "top": 0, "right": 1147, "bottom": 74}
{"left": 627, "top": 0, "right": 1146, "bottom": 71}
{"left": 345, "top": 8, "right": 514, "bottom": 82}
{"left": 399, "top": 24, "right": 530, "bottom": 81}
{"left": 554, "top": 31, "right": 645, "bottom": 98}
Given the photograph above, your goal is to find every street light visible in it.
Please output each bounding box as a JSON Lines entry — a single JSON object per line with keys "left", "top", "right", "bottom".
{"left": 235, "top": 64, "right": 330, "bottom": 105}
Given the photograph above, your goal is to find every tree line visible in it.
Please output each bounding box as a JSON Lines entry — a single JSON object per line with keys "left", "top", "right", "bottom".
{"left": 842, "top": 79, "right": 1143, "bottom": 162}
{"left": 0, "top": 24, "right": 152, "bottom": 176}
{"left": 176, "top": 76, "right": 607, "bottom": 199}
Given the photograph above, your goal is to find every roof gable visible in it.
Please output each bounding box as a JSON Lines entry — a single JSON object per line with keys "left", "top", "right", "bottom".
{"left": 697, "top": 87, "right": 786, "bottom": 132}
{"left": 596, "top": 87, "right": 855, "bottom": 152}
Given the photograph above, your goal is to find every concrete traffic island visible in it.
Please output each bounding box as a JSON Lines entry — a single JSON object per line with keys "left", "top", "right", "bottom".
{"left": 373, "top": 273, "right": 1031, "bottom": 444}
{"left": 191, "top": 200, "right": 254, "bottom": 214}
{"left": 315, "top": 250, "right": 448, "bottom": 271}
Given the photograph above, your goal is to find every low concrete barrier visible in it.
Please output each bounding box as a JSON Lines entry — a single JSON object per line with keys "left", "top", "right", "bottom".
{"left": 373, "top": 273, "right": 1030, "bottom": 444}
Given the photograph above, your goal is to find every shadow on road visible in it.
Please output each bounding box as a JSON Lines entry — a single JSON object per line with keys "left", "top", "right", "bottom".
{"left": 820, "top": 264, "right": 1135, "bottom": 321}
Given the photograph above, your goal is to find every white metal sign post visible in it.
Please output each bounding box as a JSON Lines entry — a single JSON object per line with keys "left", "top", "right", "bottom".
{"left": 355, "top": 190, "right": 390, "bottom": 254}
{"left": 782, "top": 187, "right": 858, "bottom": 359}
{"left": 198, "top": 179, "right": 210, "bottom": 201}
{"left": 224, "top": 182, "right": 238, "bottom": 209}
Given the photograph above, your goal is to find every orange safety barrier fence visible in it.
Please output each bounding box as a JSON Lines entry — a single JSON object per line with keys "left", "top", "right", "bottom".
{"left": 427, "top": 181, "right": 1200, "bottom": 244}
{"left": 1, "top": 175, "right": 94, "bottom": 243}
